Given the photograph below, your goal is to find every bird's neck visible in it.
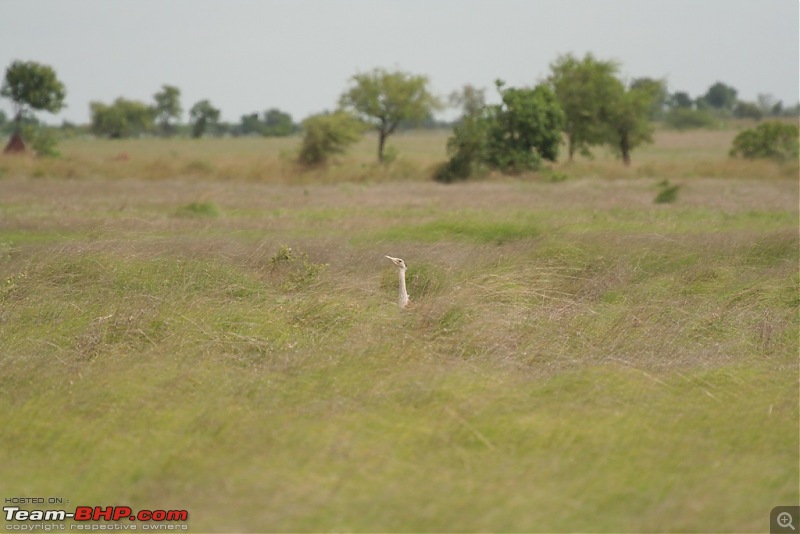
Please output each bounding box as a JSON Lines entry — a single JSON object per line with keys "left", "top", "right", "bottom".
{"left": 398, "top": 269, "right": 409, "bottom": 307}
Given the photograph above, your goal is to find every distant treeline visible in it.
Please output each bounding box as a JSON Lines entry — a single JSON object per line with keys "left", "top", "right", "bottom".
{"left": 0, "top": 87, "right": 454, "bottom": 140}
{"left": 1, "top": 78, "right": 796, "bottom": 141}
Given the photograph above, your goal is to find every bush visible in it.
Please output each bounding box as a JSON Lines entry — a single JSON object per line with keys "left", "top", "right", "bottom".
{"left": 654, "top": 180, "right": 681, "bottom": 204}
{"left": 297, "top": 111, "right": 363, "bottom": 166}
{"left": 483, "top": 83, "right": 564, "bottom": 174}
{"left": 434, "top": 81, "right": 564, "bottom": 182}
{"left": 733, "top": 101, "right": 763, "bottom": 121}
{"left": 729, "top": 121, "right": 799, "bottom": 162}
{"left": 433, "top": 115, "right": 488, "bottom": 183}
{"left": 21, "top": 125, "right": 61, "bottom": 158}
{"left": 664, "top": 108, "right": 718, "bottom": 130}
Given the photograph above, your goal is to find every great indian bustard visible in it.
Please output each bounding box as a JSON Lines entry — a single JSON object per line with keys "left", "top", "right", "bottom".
{"left": 385, "top": 255, "right": 410, "bottom": 309}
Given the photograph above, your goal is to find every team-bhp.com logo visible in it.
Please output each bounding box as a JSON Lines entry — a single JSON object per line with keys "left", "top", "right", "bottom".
{"left": 4, "top": 505, "right": 189, "bottom": 530}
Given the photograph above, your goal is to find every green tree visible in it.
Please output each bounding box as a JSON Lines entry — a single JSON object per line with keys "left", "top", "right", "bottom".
{"left": 234, "top": 109, "right": 295, "bottom": 136}
{"left": 547, "top": 53, "right": 620, "bottom": 161}
{"left": 153, "top": 84, "right": 182, "bottom": 136}
{"left": 756, "top": 93, "right": 778, "bottom": 116}
{"left": 603, "top": 81, "right": 657, "bottom": 165}
{"left": 1, "top": 60, "right": 66, "bottom": 151}
{"left": 701, "top": 82, "right": 738, "bottom": 112}
{"left": 90, "top": 98, "right": 155, "bottom": 138}
{"left": 238, "top": 113, "right": 262, "bottom": 136}
{"left": 297, "top": 111, "right": 364, "bottom": 166}
{"left": 434, "top": 81, "right": 564, "bottom": 182}
{"left": 449, "top": 84, "right": 486, "bottom": 118}
{"left": 668, "top": 91, "right": 694, "bottom": 110}
{"left": 733, "top": 101, "right": 763, "bottom": 121}
{"left": 188, "top": 99, "right": 220, "bottom": 138}
{"left": 484, "top": 81, "right": 564, "bottom": 173}
{"left": 262, "top": 108, "right": 296, "bottom": 137}
{"left": 432, "top": 85, "right": 490, "bottom": 181}
{"left": 339, "top": 68, "right": 440, "bottom": 162}
{"left": 630, "top": 77, "right": 668, "bottom": 120}
{"left": 435, "top": 101, "right": 489, "bottom": 182}
{"left": 729, "top": 121, "right": 798, "bottom": 162}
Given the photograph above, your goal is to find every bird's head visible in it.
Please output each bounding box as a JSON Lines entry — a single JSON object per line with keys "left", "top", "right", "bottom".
{"left": 385, "top": 255, "right": 407, "bottom": 271}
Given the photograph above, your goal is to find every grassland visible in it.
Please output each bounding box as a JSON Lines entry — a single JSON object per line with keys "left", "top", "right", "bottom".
{"left": 0, "top": 128, "right": 798, "bottom": 532}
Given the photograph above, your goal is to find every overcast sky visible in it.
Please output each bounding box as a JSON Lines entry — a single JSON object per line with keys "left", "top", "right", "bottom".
{"left": 0, "top": 0, "right": 797, "bottom": 125}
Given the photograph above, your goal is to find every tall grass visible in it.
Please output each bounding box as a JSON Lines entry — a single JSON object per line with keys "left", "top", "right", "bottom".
{"left": 2, "top": 127, "right": 795, "bottom": 183}
{"left": 0, "top": 130, "right": 797, "bottom": 532}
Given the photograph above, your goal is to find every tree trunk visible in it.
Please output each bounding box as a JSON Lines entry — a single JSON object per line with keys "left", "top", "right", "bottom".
{"left": 620, "top": 136, "right": 631, "bottom": 166}
{"left": 568, "top": 135, "right": 575, "bottom": 162}
{"left": 378, "top": 130, "right": 387, "bottom": 163}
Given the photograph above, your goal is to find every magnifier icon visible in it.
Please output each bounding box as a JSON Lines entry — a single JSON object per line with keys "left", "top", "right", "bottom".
{"left": 778, "top": 512, "right": 796, "bottom": 531}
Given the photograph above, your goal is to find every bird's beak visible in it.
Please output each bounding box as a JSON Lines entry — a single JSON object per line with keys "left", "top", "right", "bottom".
{"left": 385, "top": 255, "right": 403, "bottom": 267}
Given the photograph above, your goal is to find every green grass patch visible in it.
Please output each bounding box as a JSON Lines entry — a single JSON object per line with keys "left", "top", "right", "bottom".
{"left": 174, "top": 201, "right": 220, "bottom": 218}
{"left": 654, "top": 179, "right": 681, "bottom": 203}
{"left": 1, "top": 355, "right": 795, "bottom": 532}
{"left": 371, "top": 211, "right": 540, "bottom": 244}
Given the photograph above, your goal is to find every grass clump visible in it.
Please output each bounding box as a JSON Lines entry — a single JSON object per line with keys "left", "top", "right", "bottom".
{"left": 269, "top": 244, "right": 328, "bottom": 291}
{"left": 543, "top": 168, "right": 570, "bottom": 182}
{"left": 654, "top": 179, "right": 681, "bottom": 204}
{"left": 406, "top": 261, "right": 449, "bottom": 298}
{"left": 174, "top": 201, "right": 220, "bottom": 218}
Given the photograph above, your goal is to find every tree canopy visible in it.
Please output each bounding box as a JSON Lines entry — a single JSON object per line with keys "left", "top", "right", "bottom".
{"left": 1, "top": 60, "right": 66, "bottom": 126}
{"left": 548, "top": 53, "right": 620, "bottom": 161}
{"left": 449, "top": 84, "right": 486, "bottom": 119}
{"left": 1, "top": 60, "right": 66, "bottom": 151}
{"left": 153, "top": 85, "right": 182, "bottom": 137}
{"left": 262, "top": 108, "right": 296, "bottom": 137}
{"left": 235, "top": 108, "right": 296, "bottom": 137}
{"left": 701, "top": 82, "right": 738, "bottom": 111}
{"left": 90, "top": 98, "right": 155, "bottom": 138}
{"left": 339, "top": 68, "right": 440, "bottom": 162}
{"left": 188, "top": 99, "right": 221, "bottom": 138}
{"left": 669, "top": 91, "right": 694, "bottom": 109}
{"left": 630, "top": 77, "right": 668, "bottom": 120}
{"left": 603, "top": 80, "right": 657, "bottom": 165}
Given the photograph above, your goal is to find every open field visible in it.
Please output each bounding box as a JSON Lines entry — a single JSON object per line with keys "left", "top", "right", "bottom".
{"left": 1, "top": 129, "right": 798, "bottom": 532}
{"left": 1, "top": 125, "right": 798, "bottom": 184}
